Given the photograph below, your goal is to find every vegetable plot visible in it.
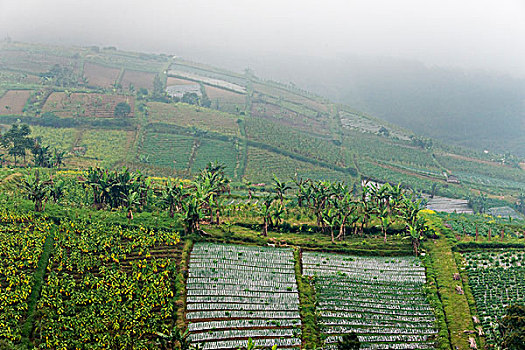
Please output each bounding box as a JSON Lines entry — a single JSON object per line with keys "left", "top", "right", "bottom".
{"left": 302, "top": 252, "right": 437, "bottom": 349}
{"left": 443, "top": 213, "right": 524, "bottom": 239}
{"left": 462, "top": 250, "right": 525, "bottom": 345}
{"left": 34, "top": 221, "right": 180, "bottom": 349}
{"left": 186, "top": 243, "right": 302, "bottom": 349}
{"left": 0, "top": 212, "right": 49, "bottom": 343}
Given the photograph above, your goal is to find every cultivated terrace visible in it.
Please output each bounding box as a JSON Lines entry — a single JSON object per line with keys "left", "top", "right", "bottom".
{"left": 0, "top": 41, "right": 524, "bottom": 350}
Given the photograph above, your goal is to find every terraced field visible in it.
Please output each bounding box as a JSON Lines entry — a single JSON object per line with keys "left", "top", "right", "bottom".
{"left": 461, "top": 250, "right": 525, "bottom": 345}
{"left": 147, "top": 102, "right": 240, "bottom": 136}
{"left": 250, "top": 101, "right": 329, "bottom": 136}
{"left": 0, "top": 89, "right": 32, "bottom": 115}
{"left": 192, "top": 139, "right": 238, "bottom": 178}
{"left": 244, "top": 147, "right": 351, "bottom": 184}
{"left": 0, "top": 48, "right": 79, "bottom": 74}
{"left": 34, "top": 221, "right": 181, "bottom": 349}
{"left": 30, "top": 126, "right": 77, "bottom": 151}
{"left": 442, "top": 213, "right": 523, "bottom": 239}
{"left": 205, "top": 85, "right": 246, "bottom": 114}
{"left": 83, "top": 62, "right": 121, "bottom": 89}
{"left": 43, "top": 92, "right": 135, "bottom": 118}
{"left": 167, "top": 70, "right": 246, "bottom": 94}
{"left": 79, "top": 129, "right": 135, "bottom": 166}
{"left": 138, "top": 131, "right": 194, "bottom": 170}
{"left": 186, "top": 243, "right": 302, "bottom": 350}
{"left": 0, "top": 212, "right": 49, "bottom": 343}
{"left": 302, "top": 252, "right": 437, "bottom": 349}
{"left": 245, "top": 117, "right": 347, "bottom": 166}
{"left": 120, "top": 69, "right": 155, "bottom": 91}
{"left": 423, "top": 195, "right": 473, "bottom": 214}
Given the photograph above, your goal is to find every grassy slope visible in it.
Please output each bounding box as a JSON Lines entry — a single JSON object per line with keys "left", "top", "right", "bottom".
{"left": 423, "top": 214, "right": 482, "bottom": 349}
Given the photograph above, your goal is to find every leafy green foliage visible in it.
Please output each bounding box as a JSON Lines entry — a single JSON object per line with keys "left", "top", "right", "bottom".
{"left": 0, "top": 124, "right": 34, "bottom": 164}
{"left": 40, "top": 64, "right": 83, "bottom": 87}
{"left": 499, "top": 304, "right": 525, "bottom": 349}
{"left": 114, "top": 101, "right": 131, "bottom": 117}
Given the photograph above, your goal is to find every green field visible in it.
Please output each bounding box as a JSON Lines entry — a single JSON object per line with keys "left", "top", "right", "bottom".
{"left": 245, "top": 147, "right": 353, "bottom": 183}
{"left": 30, "top": 126, "right": 76, "bottom": 151}
{"left": 192, "top": 139, "right": 238, "bottom": 178}
{"left": 79, "top": 129, "right": 134, "bottom": 167}
{"left": 138, "top": 131, "right": 194, "bottom": 171}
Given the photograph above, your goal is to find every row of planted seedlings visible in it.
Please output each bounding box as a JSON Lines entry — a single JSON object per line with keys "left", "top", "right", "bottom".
{"left": 302, "top": 252, "right": 438, "bottom": 349}
{"left": 442, "top": 213, "right": 525, "bottom": 240}
{"left": 33, "top": 220, "right": 182, "bottom": 349}
{"left": 185, "top": 242, "right": 302, "bottom": 349}
{"left": 0, "top": 211, "right": 50, "bottom": 345}
{"left": 461, "top": 250, "right": 525, "bottom": 345}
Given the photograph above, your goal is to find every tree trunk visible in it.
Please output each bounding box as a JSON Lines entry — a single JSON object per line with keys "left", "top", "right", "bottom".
{"left": 215, "top": 209, "right": 220, "bottom": 225}
{"left": 336, "top": 224, "right": 345, "bottom": 241}
{"left": 413, "top": 239, "right": 419, "bottom": 256}
{"left": 262, "top": 217, "right": 268, "bottom": 236}
{"left": 35, "top": 199, "right": 43, "bottom": 212}
{"left": 209, "top": 203, "right": 214, "bottom": 224}
{"left": 383, "top": 227, "right": 387, "bottom": 243}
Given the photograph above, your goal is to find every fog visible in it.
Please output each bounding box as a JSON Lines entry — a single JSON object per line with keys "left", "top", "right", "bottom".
{"left": 1, "top": 0, "right": 524, "bottom": 78}
{"left": 1, "top": 0, "right": 524, "bottom": 154}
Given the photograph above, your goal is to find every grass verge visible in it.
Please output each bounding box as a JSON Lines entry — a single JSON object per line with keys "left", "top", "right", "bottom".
{"left": 20, "top": 232, "right": 54, "bottom": 348}
{"left": 294, "top": 248, "right": 321, "bottom": 349}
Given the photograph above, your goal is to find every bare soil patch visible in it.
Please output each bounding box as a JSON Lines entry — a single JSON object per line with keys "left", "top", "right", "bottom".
{"left": 0, "top": 90, "right": 32, "bottom": 115}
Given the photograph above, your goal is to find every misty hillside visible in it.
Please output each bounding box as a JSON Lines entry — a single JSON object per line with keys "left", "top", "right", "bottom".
{"left": 0, "top": 41, "right": 524, "bottom": 205}
{"left": 188, "top": 52, "right": 525, "bottom": 157}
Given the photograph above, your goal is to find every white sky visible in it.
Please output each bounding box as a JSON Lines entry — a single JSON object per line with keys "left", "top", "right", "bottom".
{"left": 1, "top": 0, "right": 524, "bottom": 77}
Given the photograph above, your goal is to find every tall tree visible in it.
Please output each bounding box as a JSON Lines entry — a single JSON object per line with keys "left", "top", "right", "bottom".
{"left": 0, "top": 124, "right": 35, "bottom": 164}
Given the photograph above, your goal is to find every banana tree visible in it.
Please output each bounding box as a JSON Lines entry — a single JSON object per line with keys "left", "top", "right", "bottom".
{"left": 322, "top": 207, "right": 340, "bottom": 243}
{"left": 273, "top": 175, "right": 291, "bottom": 205}
{"left": 156, "top": 328, "right": 202, "bottom": 350}
{"left": 375, "top": 205, "right": 390, "bottom": 243}
{"left": 163, "top": 179, "right": 184, "bottom": 218}
{"left": 49, "top": 178, "right": 65, "bottom": 203}
{"left": 20, "top": 170, "right": 50, "bottom": 212}
{"left": 405, "top": 216, "right": 426, "bottom": 256}
{"left": 181, "top": 192, "right": 205, "bottom": 234}
{"left": 123, "top": 189, "right": 140, "bottom": 223}
{"left": 51, "top": 148, "right": 66, "bottom": 168}
{"left": 258, "top": 194, "right": 274, "bottom": 236}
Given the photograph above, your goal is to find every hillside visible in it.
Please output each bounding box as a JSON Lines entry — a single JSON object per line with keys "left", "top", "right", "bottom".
{"left": 1, "top": 40, "right": 524, "bottom": 210}
{"left": 190, "top": 52, "right": 525, "bottom": 158}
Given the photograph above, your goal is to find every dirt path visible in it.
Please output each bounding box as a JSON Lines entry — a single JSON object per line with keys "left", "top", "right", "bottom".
{"left": 441, "top": 152, "right": 508, "bottom": 168}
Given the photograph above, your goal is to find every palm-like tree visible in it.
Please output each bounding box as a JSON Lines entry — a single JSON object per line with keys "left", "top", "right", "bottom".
{"left": 123, "top": 189, "right": 140, "bottom": 223}
{"left": 258, "top": 194, "right": 274, "bottom": 236}
{"left": 20, "top": 170, "right": 50, "bottom": 212}
{"left": 322, "top": 207, "right": 340, "bottom": 243}
{"left": 401, "top": 194, "right": 426, "bottom": 255}
{"left": 273, "top": 175, "right": 291, "bottom": 205}
{"left": 163, "top": 179, "right": 184, "bottom": 218}
{"left": 51, "top": 148, "right": 66, "bottom": 168}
